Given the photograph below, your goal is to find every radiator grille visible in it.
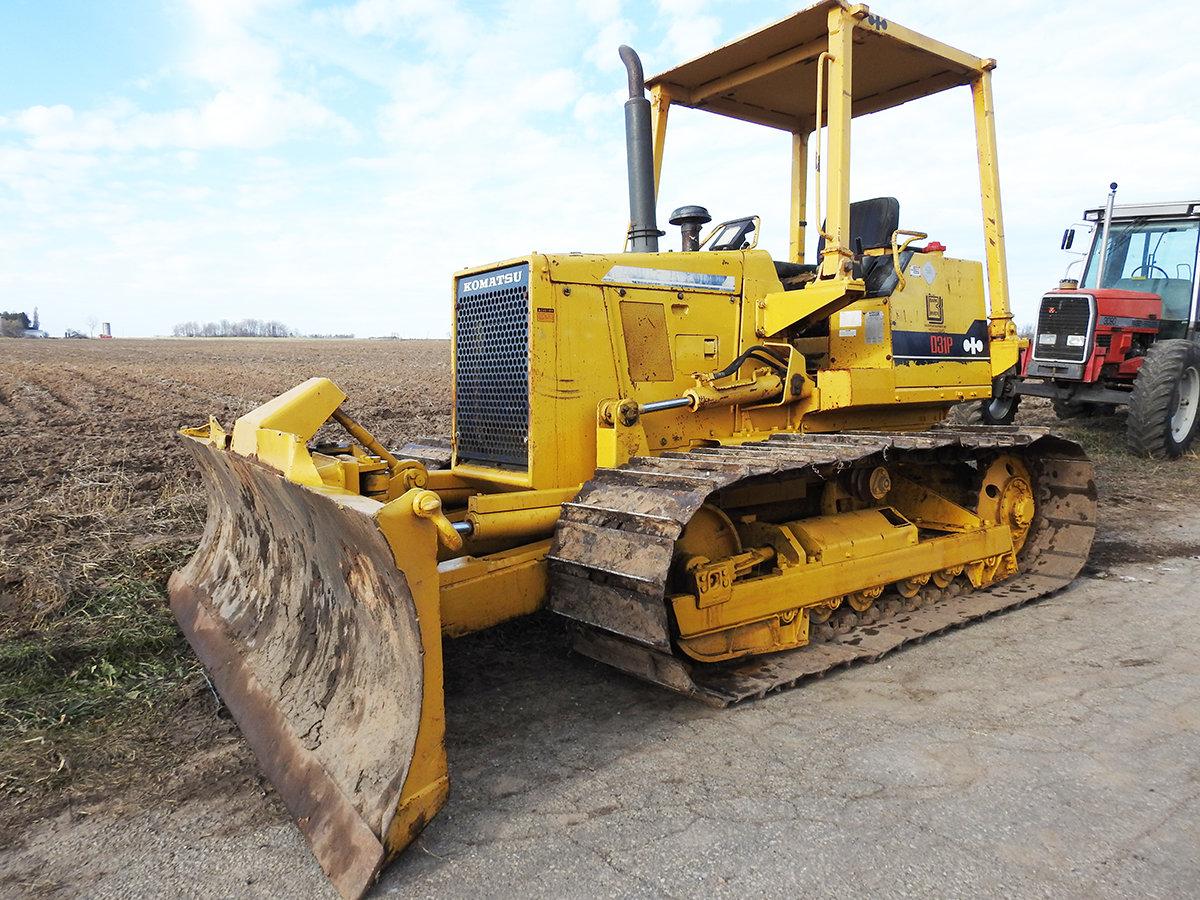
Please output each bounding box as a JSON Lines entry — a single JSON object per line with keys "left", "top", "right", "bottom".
{"left": 454, "top": 263, "right": 530, "bottom": 468}
{"left": 1034, "top": 294, "right": 1092, "bottom": 363}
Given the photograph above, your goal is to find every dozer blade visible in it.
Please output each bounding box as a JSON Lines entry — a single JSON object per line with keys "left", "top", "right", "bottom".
{"left": 168, "top": 406, "right": 450, "bottom": 899}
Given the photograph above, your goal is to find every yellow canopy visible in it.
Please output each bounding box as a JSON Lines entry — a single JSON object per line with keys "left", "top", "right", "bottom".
{"left": 646, "top": 1, "right": 989, "bottom": 131}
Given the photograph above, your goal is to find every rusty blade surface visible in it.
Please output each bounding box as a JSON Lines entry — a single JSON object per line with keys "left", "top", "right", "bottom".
{"left": 169, "top": 440, "right": 425, "bottom": 899}
{"left": 550, "top": 426, "right": 1097, "bottom": 705}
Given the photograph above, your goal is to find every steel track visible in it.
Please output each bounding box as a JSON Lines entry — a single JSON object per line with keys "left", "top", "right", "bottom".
{"left": 548, "top": 425, "right": 1097, "bottom": 707}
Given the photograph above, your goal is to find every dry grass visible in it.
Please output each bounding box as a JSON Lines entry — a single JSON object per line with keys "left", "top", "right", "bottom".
{"left": 0, "top": 337, "right": 450, "bottom": 838}
{"left": 0, "top": 448, "right": 207, "bottom": 819}
{"left": 1011, "top": 397, "right": 1200, "bottom": 537}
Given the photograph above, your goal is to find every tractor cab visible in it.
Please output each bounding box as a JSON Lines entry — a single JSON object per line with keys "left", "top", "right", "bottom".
{"left": 1024, "top": 198, "right": 1199, "bottom": 385}
{"left": 983, "top": 193, "right": 1200, "bottom": 457}
{"left": 1078, "top": 202, "right": 1200, "bottom": 337}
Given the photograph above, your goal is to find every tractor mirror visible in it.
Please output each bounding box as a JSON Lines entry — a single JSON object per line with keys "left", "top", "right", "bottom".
{"left": 1061, "top": 228, "right": 1075, "bottom": 250}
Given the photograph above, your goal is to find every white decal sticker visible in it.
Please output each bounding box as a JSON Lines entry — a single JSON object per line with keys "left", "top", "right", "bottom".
{"left": 838, "top": 328, "right": 858, "bottom": 337}
{"left": 602, "top": 265, "right": 736, "bottom": 292}
{"left": 839, "top": 310, "right": 863, "bottom": 327}
{"left": 964, "top": 337, "right": 984, "bottom": 354}
{"left": 909, "top": 265, "right": 923, "bottom": 278}
{"left": 922, "top": 261, "right": 937, "bottom": 284}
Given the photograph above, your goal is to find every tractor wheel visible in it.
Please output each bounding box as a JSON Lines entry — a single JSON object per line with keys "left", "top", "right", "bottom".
{"left": 1126, "top": 339, "right": 1200, "bottom": 458}
{"left": 963, "top": 392, "right": 1020, "bottom": 426}
{"left": 1052, "top": 399, "right": 1087, "bottom": 420}
{"left": 961, "top": 377, "right": 1020, "bottom": 426}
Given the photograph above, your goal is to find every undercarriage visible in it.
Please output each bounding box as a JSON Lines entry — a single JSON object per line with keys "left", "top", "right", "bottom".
{"left": 551, "top": 426, "right": 1096, "bottom": 705}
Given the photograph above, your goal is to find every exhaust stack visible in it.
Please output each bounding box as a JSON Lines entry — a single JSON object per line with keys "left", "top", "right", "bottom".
{"left": 619, "top": 45, "right": 663, "bottom": 253}
{"left": 1095, "top": 182, "right": 1118, "bottom": 289}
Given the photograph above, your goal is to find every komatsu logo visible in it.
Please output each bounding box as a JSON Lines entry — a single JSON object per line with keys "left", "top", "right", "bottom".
{"left": 457, "top": 263, "right": 530, "bottom": 300}
{"left": 460, "top": 269, "right": 524, "bottom": 293}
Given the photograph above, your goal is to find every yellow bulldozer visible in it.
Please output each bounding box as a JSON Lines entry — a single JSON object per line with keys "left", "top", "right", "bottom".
{"left": 170, "top": 3, "right": 1097, "bottom": 896}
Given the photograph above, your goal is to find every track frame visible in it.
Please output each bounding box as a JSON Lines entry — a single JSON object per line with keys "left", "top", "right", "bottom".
{"left": 549, "top": 425, "right": 1096, "bottom": 706}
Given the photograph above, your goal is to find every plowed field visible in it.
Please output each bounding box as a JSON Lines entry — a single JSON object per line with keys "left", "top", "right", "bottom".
{"left": 0, "top": 338, "right": 449, "bottom": 844}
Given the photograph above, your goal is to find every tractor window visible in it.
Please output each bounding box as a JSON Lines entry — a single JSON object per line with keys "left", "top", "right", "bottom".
{"left": 1082, "top": 217, "right": 1200, "bottom": 322}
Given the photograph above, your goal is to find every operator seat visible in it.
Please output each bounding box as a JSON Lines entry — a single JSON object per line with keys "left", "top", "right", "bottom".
{"left": 775, "top": 197, "right": 913, "bottom": 298}
{"left": 825, "top": 197, "right": 909, "bottom": 298}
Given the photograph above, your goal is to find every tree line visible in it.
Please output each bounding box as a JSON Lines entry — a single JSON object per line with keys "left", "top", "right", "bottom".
{"left": 171, "top": 319, "right": 297, "bottom": 338}
{"left": 1, "top": 311, "right": 31, "bottom": 337}
{"left": 1, "top": 309, "right": 41, "bottom": 337}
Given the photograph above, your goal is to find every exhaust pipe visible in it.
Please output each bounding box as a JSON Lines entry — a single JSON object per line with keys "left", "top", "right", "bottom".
{"left": 619, "top": 45, "right": 662, "bottom": 253}
{"left": 1095, "top": 181, "right": 1118, "bottom": 289}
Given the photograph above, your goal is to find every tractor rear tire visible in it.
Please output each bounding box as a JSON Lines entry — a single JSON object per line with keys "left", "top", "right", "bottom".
{"left": 1052, "top": 399, "right": 1087, "bottom": 420}
{"left": 1126, "top": 339, "right": 1200, "bottom": 458}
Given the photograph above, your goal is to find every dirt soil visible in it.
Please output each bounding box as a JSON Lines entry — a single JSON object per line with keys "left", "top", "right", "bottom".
{"left": 1, "top": 338, "right": 1197, "bottom": 898}
{"left": 0, "top": 339, "right": 447, "bottom": 845}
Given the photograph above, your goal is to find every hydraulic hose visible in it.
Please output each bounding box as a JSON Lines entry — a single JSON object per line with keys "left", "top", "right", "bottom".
{"left": 709, "top": 345, "right": 789, "bottom": 381}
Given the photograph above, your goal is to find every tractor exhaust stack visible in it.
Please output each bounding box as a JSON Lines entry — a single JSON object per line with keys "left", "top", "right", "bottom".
{"left": 1095, "top": 181, "right": 1118, "bottom": 288}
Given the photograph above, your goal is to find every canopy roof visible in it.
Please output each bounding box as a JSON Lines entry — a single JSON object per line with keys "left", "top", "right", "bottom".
{"left": 1084, "top": 201, "right": 1200, "bottom": 221}
{"left": 646, "top": 1, "right": 990, "bottom": 132}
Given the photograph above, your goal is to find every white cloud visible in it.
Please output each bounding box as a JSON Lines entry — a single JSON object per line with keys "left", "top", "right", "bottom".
{"left": 578, "top": 0, "right": 624, "bottom": 25}
{"left": 658, "top": 15, "right": 722, "bottom": 62}
{"left": 314, "top": 0, "right": 474, "bottom": 59}
{"left": 14, "top": 103, "right": 75, "bottom": 133}
{"left": 654, "top": 0, "right": 721, "bottom": 61}
{"left": 187, "top": 0, "right": 286, "bottom": 85}
{"left": 584, "top": 17, "right": 638, "bottom": 72}
{"left": 321, "top": 0, "right": 427, "bottom": 37}
{"left": 5, "top": 0, "right": 351, "bottom": 154}
{"left": 3, "top": 0, "right": 1199, "bottom": 339}
{"left": 11, "top": 92, "right": 352, "bottom": 152}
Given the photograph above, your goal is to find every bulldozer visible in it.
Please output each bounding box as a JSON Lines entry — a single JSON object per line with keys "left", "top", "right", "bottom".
{"left": 169, "top": 3, "right": 1097, "bottom": 897}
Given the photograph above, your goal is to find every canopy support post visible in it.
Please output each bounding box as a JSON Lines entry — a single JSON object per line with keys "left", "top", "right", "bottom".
{"left": 821, "top": 5, "right": 854, "bottom": 279}
{"left": 789, "top": 130, "right": 809, "bottom": 264}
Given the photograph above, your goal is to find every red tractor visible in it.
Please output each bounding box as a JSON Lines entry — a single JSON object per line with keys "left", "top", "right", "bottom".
{"left": 975, "top": 185, "right": 1200, "bottom": 458}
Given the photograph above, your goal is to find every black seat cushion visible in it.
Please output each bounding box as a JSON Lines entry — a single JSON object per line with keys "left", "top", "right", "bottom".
{"left": 812, "top": 197, "right": 906, "bottom": 297}
{"left": 860, "top": 249, "right": 914, "bottom": 298}
{"left": 816, "top": 197, "right": 900, "bottom": 256}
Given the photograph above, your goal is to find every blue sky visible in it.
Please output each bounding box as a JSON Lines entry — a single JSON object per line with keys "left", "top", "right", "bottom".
{"left": 1, "top": 0, "right": 1198, "bottom": 337}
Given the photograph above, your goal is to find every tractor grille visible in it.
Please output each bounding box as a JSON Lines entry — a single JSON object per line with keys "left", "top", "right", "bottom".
{"left": 454, "top": 263, "right": 530, "bottom": 468}
{"left": 1033, "top": 293, "right": 1093, "bottom": 363}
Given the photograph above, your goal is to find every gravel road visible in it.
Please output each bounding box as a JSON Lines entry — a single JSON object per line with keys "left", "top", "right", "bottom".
{"left": 5, "top": 521, "right": 1199, "bottom": 900}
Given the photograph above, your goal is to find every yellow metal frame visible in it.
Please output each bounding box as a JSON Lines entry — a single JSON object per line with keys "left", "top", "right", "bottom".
{"left": 646, "top": 1, "right": 1015, "bottom": 368}
{"left": 673, "top": 522, "right": 1011, "bottom": 643}
{"left": 789, "top": 131, "right": 808, "bottom": 263}
{"left": 374, "top": 493, "right": 451, "bottom": 863}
